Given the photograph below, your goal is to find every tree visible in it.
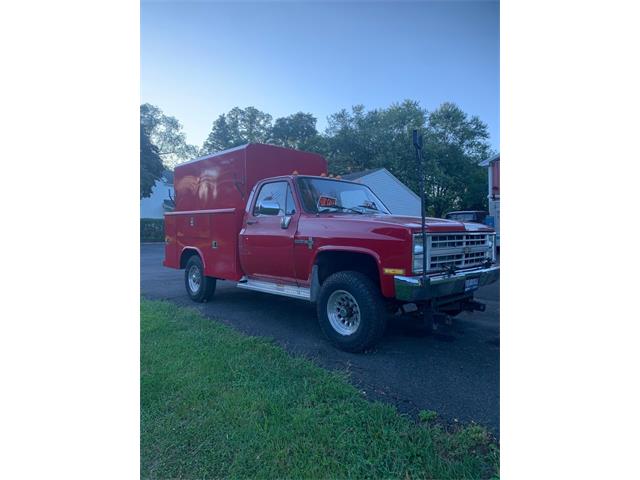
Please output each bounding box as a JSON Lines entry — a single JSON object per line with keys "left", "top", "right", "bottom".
{"left": 140, "top": 124, "right": 164, "bottom": 199}
{"left": 140, "top": 103, "right": 199, "bottom": 169}
{"left": 270, "top": 112, "right": 319, "bottom": 149}
{"left": 323, "top": 100, "right": 427, "bottom": 181}
{"left": 201, "top": 107, "right": 273, "bottom": 154}
{"left": 422, "top": 103, "right": 492, "bottom": 216}
{"left": 147, "top": 100, "right": 492, "bottom": 217}
{"left": 320, "top": 101, "right": 491, "bottom": 217}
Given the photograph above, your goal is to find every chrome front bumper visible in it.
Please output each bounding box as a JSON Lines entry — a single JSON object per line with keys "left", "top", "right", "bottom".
{"left": 394, "top": 265, "right": 500, "bottom": 302}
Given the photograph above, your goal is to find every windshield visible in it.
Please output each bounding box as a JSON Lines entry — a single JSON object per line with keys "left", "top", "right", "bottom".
{"left": 296, "top": 177, "right": 390, "bottom": 214}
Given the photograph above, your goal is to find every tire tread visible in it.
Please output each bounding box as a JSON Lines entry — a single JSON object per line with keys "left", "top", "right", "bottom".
{"left": 316, "top": 271, "right": 387, "bottom": 352}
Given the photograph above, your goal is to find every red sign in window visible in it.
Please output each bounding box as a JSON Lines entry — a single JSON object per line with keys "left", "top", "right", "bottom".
{"left": 318, "top": 195, "right": 337, "bottom": 208}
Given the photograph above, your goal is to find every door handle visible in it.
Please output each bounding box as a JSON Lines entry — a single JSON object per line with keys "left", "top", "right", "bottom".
{"left": 294, "top": 237, "right": 314, "bottom": 249}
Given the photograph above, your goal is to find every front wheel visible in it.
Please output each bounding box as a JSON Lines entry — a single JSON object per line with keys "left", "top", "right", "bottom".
{"left": 316, "top": 271, "right": 387, "bottom": 352}
{"left": 184, "top": 255, "right": 216, "bottom": 302}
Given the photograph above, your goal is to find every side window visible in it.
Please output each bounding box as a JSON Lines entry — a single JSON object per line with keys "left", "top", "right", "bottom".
{"left": 253, "top": 181, "right": 287, "bottom": 216}
{"left": 285, "top": 185, "right": 296, "bottom": 216}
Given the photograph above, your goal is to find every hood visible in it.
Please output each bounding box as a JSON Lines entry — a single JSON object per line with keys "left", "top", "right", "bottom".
{"left": 313, "top": 213, "right": 494, "bottom": 233}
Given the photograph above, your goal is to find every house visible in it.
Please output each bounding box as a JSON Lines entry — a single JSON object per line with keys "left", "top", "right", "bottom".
{"left": 140, "top": 171, "right": 175, "bottom": 219}
{"left": 479, "top": 153, "right": 500, "bottom": 245}
{"left": 341, "top": 168, "right": 421, "bottom": 217}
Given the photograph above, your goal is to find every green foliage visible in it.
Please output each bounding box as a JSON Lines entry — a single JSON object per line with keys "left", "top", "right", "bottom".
{"left": 140, "top": 218, "right": 164, "bottom": 242}
{"left": 422, "top": 103, "right": 492, "bottom": 216}
{"left": 270, "top": 111, "right": 319, "bottom": 149}
{"left": 419, "top": 409, "right": 438, "bottom": 423}
{"left": 202, "top": 106, "right": 273, "bottom": 154}
{"left": 141, "top": 299, "right": 498, "bottom": 479}
{"left": 153, "top": 100, "right": 494, "bottom": 217}
{"left": 324, "top": 101, "right": 426, "bottom": 177}
{"left": 320, "top": 101, "right": 492, "bottom": 217}
{"left": 140, "top": 125, "right": 164, "bottom": 199}
{"left": 141, "top": 103, "right": 199, "bottom": 169}
{"left": 201, "top": 107, "right": 323, "bottom": 155}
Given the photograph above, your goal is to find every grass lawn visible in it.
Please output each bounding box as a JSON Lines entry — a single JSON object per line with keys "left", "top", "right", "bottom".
{"left": 141, "top": 299, "right": 499, "bottom": 479}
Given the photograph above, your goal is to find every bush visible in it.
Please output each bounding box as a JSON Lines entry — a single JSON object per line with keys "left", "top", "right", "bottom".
{"left": 141, "top": 218, "right": 164, "bottom": 242}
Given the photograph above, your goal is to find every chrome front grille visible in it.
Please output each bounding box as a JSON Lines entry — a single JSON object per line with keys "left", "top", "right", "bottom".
{"left": 413, "top": 232, "right": 495, "bottom": 273}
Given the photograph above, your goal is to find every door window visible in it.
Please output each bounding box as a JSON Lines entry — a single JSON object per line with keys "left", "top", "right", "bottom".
{"left": 253, "top": 181, "right": 288, "bottom": 216}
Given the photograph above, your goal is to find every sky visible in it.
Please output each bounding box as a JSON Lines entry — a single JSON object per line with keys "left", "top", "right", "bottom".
{"left": 141, "top": 1, "right": 499, "bottom": 151}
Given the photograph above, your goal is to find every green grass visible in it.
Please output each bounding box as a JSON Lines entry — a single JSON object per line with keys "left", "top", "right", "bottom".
{"left": 141, "top": 299, "right": 499, "bottom": 479}
{"left": 419, "top": 410, "right": 439, "bottom": 424}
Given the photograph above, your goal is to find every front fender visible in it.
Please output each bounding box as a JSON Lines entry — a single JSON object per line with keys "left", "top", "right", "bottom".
{"left": 311, "top": 246, "right": 397, "bottom": 298}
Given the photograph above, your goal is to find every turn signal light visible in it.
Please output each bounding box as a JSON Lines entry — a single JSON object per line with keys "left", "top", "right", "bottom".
{"left": 383, "top": 268, "right": 406, "bottom": 275}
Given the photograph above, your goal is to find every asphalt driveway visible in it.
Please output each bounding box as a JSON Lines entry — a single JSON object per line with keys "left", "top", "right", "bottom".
{"left": 141, "top": 243, "right": 499, "bottom": 433}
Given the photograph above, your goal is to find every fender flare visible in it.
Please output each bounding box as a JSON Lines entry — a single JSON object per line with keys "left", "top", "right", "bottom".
{"left": 310, "top": 246, "right": 383, "bottom": 295}
{"left": 179, "top": 246, "right": 206, "bottom": 270}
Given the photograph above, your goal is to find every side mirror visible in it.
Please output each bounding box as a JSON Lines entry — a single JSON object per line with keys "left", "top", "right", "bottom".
{"left": 257, "top": 200, "right": 281, "bottom": 216}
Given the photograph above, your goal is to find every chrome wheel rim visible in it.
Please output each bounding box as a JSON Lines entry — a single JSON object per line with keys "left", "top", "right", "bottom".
{"left": 188, "top": 265, "right": 201, "bottom": 293}
{"left": 327, "top": 290, "right": 361, "bottom": 336}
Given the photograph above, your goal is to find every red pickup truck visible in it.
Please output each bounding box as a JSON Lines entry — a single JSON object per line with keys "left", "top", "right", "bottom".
{"left": 164, "top": 143, "right": 499, "bottom": 351}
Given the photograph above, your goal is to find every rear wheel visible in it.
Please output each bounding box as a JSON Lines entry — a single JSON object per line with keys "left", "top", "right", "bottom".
{"left": 184, "top": 255, "right": 216, "bottom": 302}
{"left": 317, "top": 271, "right": 387, "bottom": 352}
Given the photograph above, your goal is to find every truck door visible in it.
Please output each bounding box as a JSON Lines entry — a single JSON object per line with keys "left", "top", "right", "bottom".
{"left": 239, "top": 180, "right": 299, "bottom": 283}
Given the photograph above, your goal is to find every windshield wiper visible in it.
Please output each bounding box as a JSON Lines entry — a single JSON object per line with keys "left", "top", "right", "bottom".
{"left": 356, "top": 205, "right": 383, "bottom": 213}
{"left": 318, "top": 205, "right": 363, "bottom": 214}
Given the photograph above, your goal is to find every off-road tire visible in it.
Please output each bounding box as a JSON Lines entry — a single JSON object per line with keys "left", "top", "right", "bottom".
{"left": 184, "top": 255, "right": 216, "bottom": 302}
{"left": 316, "top": 271, "right": 387, "bottom": 352}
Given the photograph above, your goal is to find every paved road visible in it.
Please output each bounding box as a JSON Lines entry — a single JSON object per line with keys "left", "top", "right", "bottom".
{"left": 141, "top": 244, "right": 500, "bottom": 433}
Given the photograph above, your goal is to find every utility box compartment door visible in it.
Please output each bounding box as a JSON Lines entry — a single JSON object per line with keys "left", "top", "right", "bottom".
{"left": 177, "top": 214, "right": 210, "bottom": 239}
{"left": 203, "top": 211, "right": 242, "bottom": 281}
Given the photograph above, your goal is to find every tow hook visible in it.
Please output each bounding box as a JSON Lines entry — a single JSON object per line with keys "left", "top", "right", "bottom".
{"left": 422, "top": 309, "right": 453, "bottom": 333}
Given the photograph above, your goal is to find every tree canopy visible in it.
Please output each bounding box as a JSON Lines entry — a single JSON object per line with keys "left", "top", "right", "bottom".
{"left": 141, "top": 100, "right": 494, "bottom": 215}
{"left": 270, "top": 112, "right": 319, "bottom": 150}
{"left": 321, "top": 101, "right": 492, "bottom": 216}
{"left": 140, "top": 124, "right": 164, "bottom": 199}
{"left": 140, "top": 103, "right": 199, "bottom": 169}
{"left": 202, "top": 107, "right": 273, "bottom": 154}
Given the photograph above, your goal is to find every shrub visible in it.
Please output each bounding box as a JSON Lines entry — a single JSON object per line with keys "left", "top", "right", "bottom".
{"left": 141, "top": 218, "right": 164, "bottom": 242}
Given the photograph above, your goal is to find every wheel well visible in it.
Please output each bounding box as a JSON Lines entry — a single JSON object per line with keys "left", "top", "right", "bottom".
{"left": 315, "top": 251, "right": 380, "bottom": 288}
{"left": 179, "top": 248, "right": 201, "bottom": 269}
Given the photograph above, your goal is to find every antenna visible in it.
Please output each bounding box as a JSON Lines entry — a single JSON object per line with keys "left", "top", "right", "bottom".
{"left": 413, "top": 129, "right": 423, "bottom": 149}
{"left": 412, "top": 129, "right": 428, "bottom": 282}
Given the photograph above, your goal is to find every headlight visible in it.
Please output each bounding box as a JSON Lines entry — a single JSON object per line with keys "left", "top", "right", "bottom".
{"left": 487, "top": 233, "right": 496, "bottom": 261}
{"left": 413, "top": 234, "right": 426, "bottom": 273}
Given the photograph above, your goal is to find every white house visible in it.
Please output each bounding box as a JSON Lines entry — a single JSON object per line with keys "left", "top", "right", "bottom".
{"left": 140, "top": 171, "right": 175, "bottom": 219}
{"left": 341, "top": 168, "right": 421, "bottom": 217}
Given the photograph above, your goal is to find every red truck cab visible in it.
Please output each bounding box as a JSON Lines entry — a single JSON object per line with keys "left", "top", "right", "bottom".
{"left": 164, "top": 144, "right": 499, "bottom": 351}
